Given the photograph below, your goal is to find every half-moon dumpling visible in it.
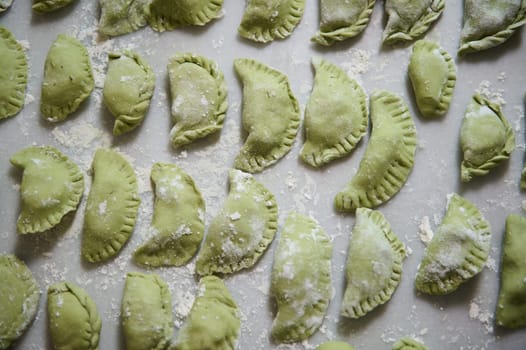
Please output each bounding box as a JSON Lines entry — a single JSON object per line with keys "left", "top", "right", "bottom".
{"left": 103, "top": 51, "right": 155, "bottom": 136}
{"left": 408, "top": 40, "right": 456, "bottom": 119}
{"left": 316, "top": 341, "right": 356, "bottom": 350}
{"left": 311, "top": 0, "right": 375, "bottom": 46}
{"left": 40, "top": 34, "right": 94, "bottom": 122}
{"left": 460, "top": 94, "right": 515, "bottom": 182}
{"left": 270, "top": 212, "right": 332, "bottom": 343}
{"left": 415, "top": 193, "right": 491, "bottom": 295}
{"left": 335, "top": 90, "right": 417, "bottom": 212}
{"left": 148, "top": 0, "right": 223, "bottom": 32}
{"left": 382, "top": 0, "right": 445, "bottom": 45}
{"left": 234, "top": 58, "right": 300, "bottom": 173}
{"left": 168, "top": 53, "right": 227, "bottom": 148}
{"left": 47, "top": 282, "right": 101, "bottom": 350}
{"left": 171, "top": 276, "right": 240, "bottom": 350}
{"left": 33, "top": 0, "right": 76, "bottom": 12}
{"left": 238, "top": 0, "right": 305, "bottom": 43}
{"left": 82, "top": 148, "right": 140, "bottom": 263}
{"left": 99, "top": 0, "right": 150, "bottom": 37}
{"left": 196, "top": 169, "right": 278, "bottom": 275}
{"left": 0, "top": 26, "right": 28, "bottom": 120}
{"left": 392, "top": 337, "right": 429, "bottom": 350}
{"left": 134, "top": 162, "right": 205, "bottom": 267}
{"left": 301, "top": 57, "right": 368, "bottom": 167}
{"left": 458, "top": 0, "right": 526, "bottom": 55}
{"left": 341, "top": 208, "right": 405, "bottom": 319}
{"left": 10, "top": 146, "right": 84, "bottom": 234}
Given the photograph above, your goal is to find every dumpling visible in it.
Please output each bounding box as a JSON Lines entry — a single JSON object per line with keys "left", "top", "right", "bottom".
{"left": 47, "top": 282, "right": 101, "bottom": 350}
{"left": 10, "top": 146, "right": 84, "bottom": 234}
{"left": 82, "top": 148, "right": 140, "bottom": 263}
{"left": 392, "top": 337, "right": 429, "bottom": 350}
{"left": 103, "top": 51, "right": 155, "bottom": 136}
{"left": 0, "top": 0, "right": 13, "bottom": 12}
{"left": 171, "top": 276, "right": 240, "bottom": 350}
{"left": 383, "top": 0, "right": 445, "bottom": 45}
{"left": 301, "top": 57, "right": 368, "bottom": 167}
{"left": 460, "top": 94, "right": 515, "bottom": 182}
{"left": 168, "top": 53, "right": 227, "bottom": 148}
{"left": 341, "top": 208, "right": 405, "bottom": 318}
{"left": 33, "top": 0, "right": 76, "bottom": 12}
{"left": 0, "top": 26, "right": 28, "bottom": 120}
{"left": 408, "top": 40, "right": 456, "bottom": 119}
{"left": 122, "top": 272, "right": 173, "bottom": 350}
{"left": 40, "top": 34, "right": 94, "bottom": 122}
{"left": 415, "top": 193, "right": 491, "bottom": 295}
{"left": 270, "top": 212, "right": 332, "bottom": 343}
{"left": 316, "top": 341, "right": 356, "bottom": 350}
{"left": 0, "top": 254, "right": 40, "bottom": 349}
{"left": 134, "top": 162, "right": 205, "bottom": 267}
{"left": 98, "top": 0, "right": 150, "bottom": 37}
{"left": 234, "top": 58, "right": 300, "bottom": 173}
{"left": 312, "top": 0, "right": 375, "bottom": 46}
{"left": 196, "top": 169, "right": 278, "bottom": 276}
{"left": 335, "top": 90, "right": 417, "bottom": 212}
{"left": 459, "top": 0, "right": 526, "bottom": 55}
{"left": 238, "top": 0, "right": 305, "bottom": 43}
{"left": 148, "top": 0, "right": 223, "bottom": 32}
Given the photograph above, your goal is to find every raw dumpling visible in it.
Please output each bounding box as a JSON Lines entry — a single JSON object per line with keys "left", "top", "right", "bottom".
{"left": 196, "top": 169, "right": 278, "bottom": 275}
{"left": 383, "top": 0, "right": 445, "bottom": 45}
{"left": 168, "top": 53, "right": 227, "bottom": 148}
{"left": 47, "top": 282, "right": 101, "bottom": 350}
{"left": 33, "top": 0, "right": 76, "bottom": 12}
{"left": 148, "top": 0, "right": 223, "bottom": 32}
{"left": 301, "top": 57, "right": 368, "bottom": 167}
{"left": 103, "top": 51, "right": 155, "bottom": 136}
{"left": 415, "top": 193, "right": 491, "bottom": 295}
{"left": 341, "top": 208, "right": 405, "bottom": 318}
{"left": 134, "top": 162, "right": 205, "bottom": 267}
{"left": 122, "top": 272, "right": 173, "bottom": 350}
{"left": 99, "top": 0, "right": 150, "bottom": 37}
{"left": 316, "top": 342, "right": 356, "bottom": 350}
{"left": 270, "top": 212, "right": 332, "bottom": 343}
{"left": 10, "top": 146, "right": 84, "bottom": 234}
{"left": 171, "top": 276, "right": 240, "bottom": 350}
{"left": 460, "top": 94, "right": 515, "bottom": 182}
{"left": 234, "top": 58, "right": 300, "bottom": 173}
{"left": 0, "top": 26, "right": 28, "bottom": 120}
{"left": 0, "top": 254, "right": 40, "bottom": 349}
{"left": 335, "top": 90, "right": 417, "bottom": 212}
{"left": 0, "top": 0, "right": 13, "bottom": 12}
{"left": 82, "top": 149, "right": 140, "bottom": 263}
{"left": 459, "top": 0, "right": 526, "bottom": 55}
{"left": 312, "top": 0, "right": 375, "bottom": 46}
{"left": 40, "top": 34, "right": 94, "bottom": 122}
{"left": 408, "top": 40, "right": 456, "bottom": 118}
{"left": 238, "top": 0, "right": 305, "bottom": 43}
{"left": 392, "top": 337, "right": 429, "bottom": 350}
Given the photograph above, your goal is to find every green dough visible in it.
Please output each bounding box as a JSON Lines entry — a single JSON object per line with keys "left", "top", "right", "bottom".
{"left": 47, "top": 282, "right": 101, "bottom": 350}
{"left": 383, "top": 0, "right": 445, "bottom": 45}
{"left": 312, "top": 0, "right": 375, "bottom": 46}
{"left": 134, "top": 162, "right": 205, "bottom": 267}
{"left": 460, "top": 94, "right": 515, "bottom": 182}
{"left": 122, "top": 272, "right": 173, "bottom": 350}
{"left": 40, "top": 34, "right": 94, "bottom": 122}
{"left": 196, "top": 169, "right": 278, "bottom": 275}
{"left": 270, "top": 212, "right": 332, "bottom": 343}
{"left": 0, "top": 0, "right": 13, "bottom": 12}
{"left": 148, "top": 0, "right": 223, "bottom": 32}
{"left": 0, "top": 26, "right": 27, "bottom": 120}
{"left": 103, "top": 51, "right": 155, "bottom": 136}
{"left": 234, "top": 58, "right": 300, "bottom": 173}
{"left": 341, "top": 208, "right": 405, "bottom": 318}
{"left": 33, "top": 0, "right": 76, "bottom": 12}
{"left": 98, "top": 0, "right": 150, "bottom": 37}
{"left": 316, "top": 341, "right": 356, "bottom": 350}
{"left": 496, "top": 214, "right": 526, "bottom": 328}
{"left": 10, "top": 146, "right": 84, "bottom": 234}
{"left": 82, "top": 148, "right": 140, "bottom": 263}
{"left": 171, "top": 276, "right": 239, "bottom": 350}
{"left": 415, "top": 193, "right": 491, "bottom": 295}
{"left": 392, "top": 337, "right": 429, "bottom": 350}
{"left": 238, "top": 0, "right": 305, "bottom": 43}
{"left": 335, "top": 90, "right": 417, "bottom": 212}
{"left": 168, "top": 53, "right": 227, "bottom": 148}
{"left": 408, "top": 40, "right": 456, "bottom": 119}
{"left": 0, "top": 254, "right": 40, "bottom": 349}
{"left": 459, "top": 0, "right": 526, "bottom": 55}
{"left": 301, "top": 57, "right": 368, "bottom": 167}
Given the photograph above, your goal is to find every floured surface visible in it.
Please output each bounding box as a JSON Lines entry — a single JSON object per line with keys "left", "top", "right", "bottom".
{"left": 0, "top": 1, "right": 525, "bottom": 349}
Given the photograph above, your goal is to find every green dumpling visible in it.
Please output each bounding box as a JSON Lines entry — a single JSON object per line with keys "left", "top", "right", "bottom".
{"left": 316, "top": 341, "right": 356, "bottom": 350}
{"left": 0, "top": 0, "right": 13, "bottom": 12}
{"left": 148, "top": 0, "right": 223, "bottom": 32}
{"left": 392, "top": 337, "right": 429, "bottom": 350}
{"left": 98, "top": 0, "right": 150, "bottom": 37}
{"left": 33, "top": 0, "right": 76, "bottom": 12}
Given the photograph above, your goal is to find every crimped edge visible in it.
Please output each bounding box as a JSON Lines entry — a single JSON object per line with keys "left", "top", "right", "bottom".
{"left": 148, "top": 0, "right": 223, "bottom": 32}
{"left": 32, "top": 0, "right": 74, "bottom": 13}
{"left": 392, "top": 337, "right": 429, "bottom": 350}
